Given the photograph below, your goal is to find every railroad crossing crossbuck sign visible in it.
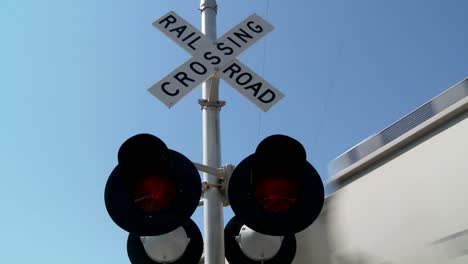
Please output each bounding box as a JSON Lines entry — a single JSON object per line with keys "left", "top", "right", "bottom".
{"left": 149, "top": 11, "right": 284, "bottom": 112}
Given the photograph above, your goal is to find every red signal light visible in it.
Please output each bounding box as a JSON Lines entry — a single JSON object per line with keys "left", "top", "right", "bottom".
{"left": 105, "top": 134, "right": 202, "bottom": 236}
{"left": 228, "top": 135, "right": 324, "bottom": 235}
{"left": 254, "top": 174, "right": 300, "bottom": 213}
{"left": 130, "top": 175, "right": 177, "bottom": 213}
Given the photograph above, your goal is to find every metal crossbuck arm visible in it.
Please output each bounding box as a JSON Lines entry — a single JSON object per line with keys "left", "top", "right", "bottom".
{"left": 149, "top": 11, "right": 284, "bottom": 112}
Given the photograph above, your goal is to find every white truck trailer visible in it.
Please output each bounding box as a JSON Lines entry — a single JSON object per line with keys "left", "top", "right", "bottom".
{"left": 326, "top": 78, "right": 468, "bottom": 264}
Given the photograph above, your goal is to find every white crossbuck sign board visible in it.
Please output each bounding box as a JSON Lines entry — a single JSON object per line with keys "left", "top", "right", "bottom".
{"left": 148, "top": 11, "right": 284, "bottom": 112}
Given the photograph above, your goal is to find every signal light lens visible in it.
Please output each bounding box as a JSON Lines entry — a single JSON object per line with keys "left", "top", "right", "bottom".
{"left": 228, "top": 135, "right": 324, "bottom": 235}
{"left": 130, "top": 175, "right": 177, "bottom": 213}
{"left": 105, "top": 134, "right": 202, "bottom": 236}
{"left": 254, "top": 174, "right": 300, "bottom": 213}
{"left": 127, "top": 218, "right": 203, "bottom": 264}
{"left": 224, "top": 216, "right": 297, "bottom": 264}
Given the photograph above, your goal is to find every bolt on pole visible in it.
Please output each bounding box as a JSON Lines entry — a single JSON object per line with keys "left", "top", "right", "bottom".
{"left": 199, "top": 0, "right": 225, "bottom": 264}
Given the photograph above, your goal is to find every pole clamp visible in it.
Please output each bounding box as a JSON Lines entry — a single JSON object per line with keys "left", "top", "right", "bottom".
{"left": 201, "top": 180, "right": 225, "bottom": 193}
{"left": 199, "top": 2, "right": 218, "bottom": 13}
{"left": 198, "top": 99, "right": 226, "bottom": 110}
{"left": 194, "top": 163, "right": 234, "bottom": 206}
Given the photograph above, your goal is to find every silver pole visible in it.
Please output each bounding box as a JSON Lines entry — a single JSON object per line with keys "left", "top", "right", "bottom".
{"left": 199, "top": 0, "right": 225, "bottom": 264}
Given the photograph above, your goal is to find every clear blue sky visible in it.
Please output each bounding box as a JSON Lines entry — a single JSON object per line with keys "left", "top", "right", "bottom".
{"left": 1, "top": 0, "right": 467, "bottom": 263}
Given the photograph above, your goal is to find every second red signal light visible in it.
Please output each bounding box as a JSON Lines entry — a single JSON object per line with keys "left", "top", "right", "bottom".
{"left": 227, "top": 134, "right": 325, "bottom": 236}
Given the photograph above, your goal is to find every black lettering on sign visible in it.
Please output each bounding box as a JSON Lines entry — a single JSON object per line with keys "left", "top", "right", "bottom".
{"left": 244, "top": 82, "right": 262, "bottom": 97}
{"left": 158, "top": 14, "right": 177, "bottom": 28}
{"left": 161, "top": 82, "right": 179, "bottom": 96}
{"left": 227, "top": 36, "right": 242, "bottom": 48}
{"left": 174, "top": 72, "right": 195, "bottom": 87}
{"left": 165, "top": 24, "right": 200, "bottom": 51}
{"left": 182, "top": 32, "right": 196, "bottom": 42}
{"left": 236, "top": 72, "right": 253, "bottom": 85}
{"left": 216, "top": 42, "right": 234, "bottom": 55}
{"left": 189, "top": 62, "right": 207, "bottom": 75}
{"left": 222, "top": 62, "right": 276, "bottom": 105}
{"left": 222, "top": 63, "right": 241, "bottom": 78}
{"left": 179, "top": 32, "right": 201, "bottom": 51}
{"left": 258, "top": 89, "right": 275, "bottom": 103}
{"left": 247, "top": 21, "right": 263, "bottom": 33}
{"left": 169, "top": 25, "right": 187, "bottom": 38}
{"left": 203, "top": 52, "right": 221, "bottom": 65}
{"left": 233, "top": 28, "right": 253, "bottom": 43}
{"left": 187, "top": 36, "right": 201, "bottom": 51}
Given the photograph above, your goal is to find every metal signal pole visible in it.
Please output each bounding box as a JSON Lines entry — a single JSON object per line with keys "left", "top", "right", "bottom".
{"left": 199, "top": 0, "right": 225, "bottom": 263}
